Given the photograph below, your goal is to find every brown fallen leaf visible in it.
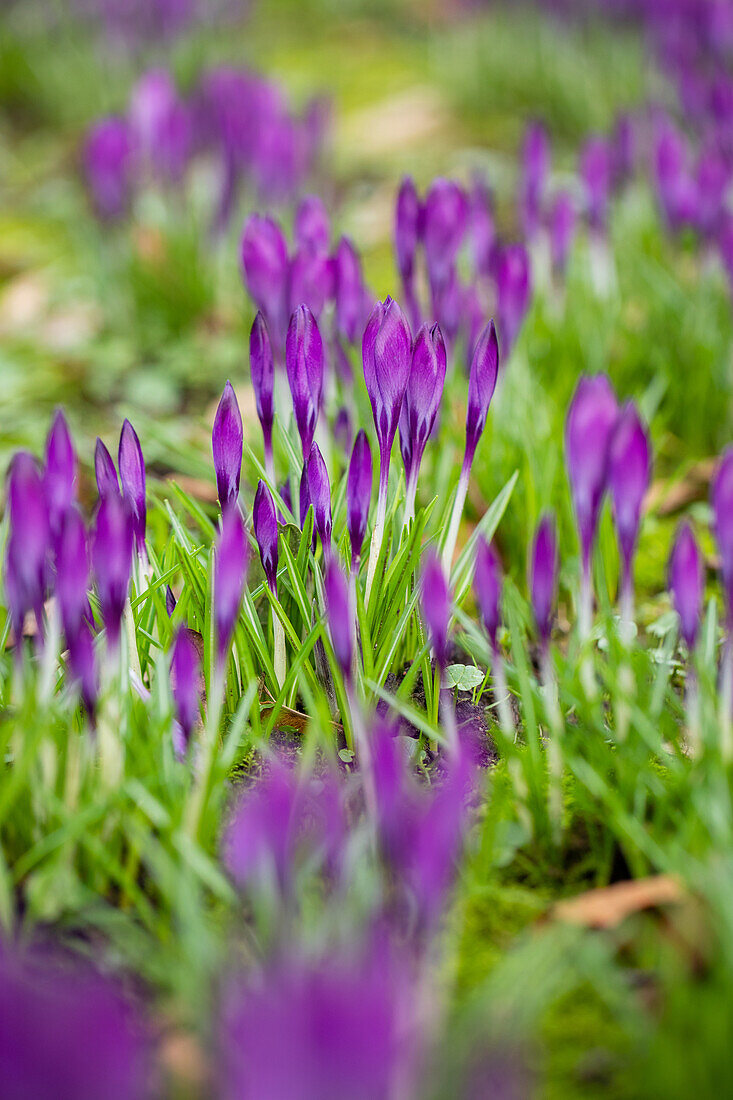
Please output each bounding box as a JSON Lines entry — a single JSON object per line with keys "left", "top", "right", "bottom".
{"left": 158, "top": 1028, "right": 208, "bottom": 1092}
{"left": 646, "top": 458, "right": 716, "bottom": 517}
{"left": 551, "top": 874, "right": 683, "bottom": 930}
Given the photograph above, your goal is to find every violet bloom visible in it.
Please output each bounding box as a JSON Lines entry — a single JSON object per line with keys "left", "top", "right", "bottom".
{"left": 43, "top": 410, "right": 76, "bottom": 539}
{"left": 669, "top": 521, "right": 704, "bottom": 651}
{"left": 286, "top": 305, "right": 324, "bottom": 460}
{"left": 92, "top": 492, "right": 133, "bottom": 651}
{"left": 306, "top": 443, "right": 332, "bottom": 561}
{"left": 712, "top": 447, "right": 733, "bottom": 624}
{"left": 253, "top": 480, "right": 279, "bottom": 594}
{"left": 521, "top": 121, "right": 550, "bottom": 241}
{"left": 129, "top": 69, "right": 191, "bottom": 182}
{"left": 550, "top": 192, "right": 577, "bottom": 277}
{"left": 654, "top": 121, "right": 697, "bottom": 232}
{"left": 347, "top": 430, "right": 372, "bottom": 574}
{"left": 212, "top": 381, "right": 243, "bottom": 511}
{"left": 324, "top": 559, "right": 353, "bottom": 682}
{"left": 495, "top": 244, "right": 531, "bottom": 357}
{"left": 530, "top": 514, "right": 558, "bottom": 649}
{"left": 4, "top": 453, "right": 49, "bottom": 640}
{"left": 333, "top": 406, "right": 352, "bottom": 455}
{"left": 474, "top": 536, "right": 502, "bottom": 651}
{"left": 394, "top": 176, "right": 422, "bottom": 329}
{"left": 333, "top": 236, "right": 366, "bottom": 345}
{"left": 83, "top": 116, "right": 134, "bottom": 220}
{"left": 94, "top": 438, "right": 119, "bottom": 499}
{"left": 56, "top": 507, "right": 91, "bottom": 640}
{"left": 118, "top": 419, "right": 146, "bottom": 561}
{"left": 288, "top": 248, "right": 332, "bottom": 320}
{"left": 214, "top": 504, "right": 248, "bottom": 666}
{"left": 420, "top": 551, "right": 451, "bottom": 670}
{"left": 171, "top": 626, "right": 201, "bottom": 751}
{"left": 68, "top": 621, "right": 98, "bottom": 718}
{"left": 580, "top": 137, "right": 613, "bottom": 234}
{"left": 299, "top": 463, "right": 311, "bottom": 530}
{"left": 250, "top": 311, "right": 275, "bottom": 478}
{"left": 294, "top": 194, "right": 330, "bottom": 254}
{"left": 470, "top": 176, "right": 495, "bottom": 279}
{"left": 612, "top": 112, "right": 635, "bottom": 186}
{"left": 565, "top": 374, "right": 618, "bottom": 634}
{"left": 607, "top": 402, "right": 651, "bottom": 618}
{"left": 240, "top": 214, "right": 290, "bottom": 350}
{"left": 399, "top": 322, "right": 447, "bottom": 522}
{"left": 423, "top": 178, "right": 468, "bottom": 301}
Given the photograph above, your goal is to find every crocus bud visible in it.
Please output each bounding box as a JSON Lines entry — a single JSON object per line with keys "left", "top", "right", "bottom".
{"left": 395, "top": 176, "right": 421, "bottom": 283}
{"left": 307, "top": 443, "right": 332, "bottom": 560}
{"left": 565, "top": 374, "right": 618, "bottom": 572}
{"left": 333, "top": 406, "right": 353, "bottom": 455}
{"left": 92, "top": 492, "right": 133, "bottom": 650}
{"left": 288, "top": 249, "right": 332, "bottom": 319}
{"left": 324, "top": 559, "right": 353, "bottom": 681}
{"left": 83, "top": 116, "right": 133, "bottom": 220}
{"left": 580, "top": 137, "right": 612, "bottom": 233}
{"left": 420, "top": 551, "right": 451, "bottom": 669}
{"left": 521, "top": 121, "right": 550, "bottom": 240}
{"left": 294, "top": 194, "right": 330, "bottom": 254}
{"left": 212, "top": 381, "right": 243, "bottom": 511}
{"left": 669, "top": 521, "right": 704, "bottom": 651}
{"left": 56, "top": 507, "right": 90, "bottom": 639}
{"left": 4, "top": 453, "right": 49, "bottom": 638}
{"left": 166, "top": 585, "right": 177, "bottom": 617}
{"left": 214, "top": 505, "right": 248, "bottom": 663}
{"left": 250, "top": 312, "right": 275, "bottom": 456}
{"left": 530, "top": 514, "right": 558, "bottom": 646}
{"left": 470, "top": 177, "right": 495, "bottom": 278}
{"left": 171, "top": 627, "right": 200, "bottom": 749}
{"left": 129, "top": 69, "right": 191, "bottom": 183}
{"left": 333, "top": 237, "right": 365, "bottom": 345}
{"left": 44, "top": 410, "right": 76, "bottom": 538}
{"left": 362, "top": 297, "right": 412, "bottom": 482}
{"left": 240, "top": 214, "right": 290, "bottom": 346}
{"left": 550, "top": 192, "right": 577, "bottom": 276}
{"left": 712, "top": 447, "right": 733, "bottom": 622}
{"left": 118, "top": 419, "right": 146, "bottom": 560}
{"left": 94, "top": 438, "right": 119, "bottom": 499}
{"left": 286, "top": 305, "right": 324, "bottom": 459}
{"left": 399, "top": 322, "right": 447, "bottom": 489}
{"left": 607, "top": 402, "right": 651, "bottom": 578}
{"left": 464, "top": 320, "right": 499, "bottom": 472}
{"left": 495, "top": 244, "right": 531, "bottom": 356}
{"left": 253, "top": 480, "right": 279, "bottom": 594}
{"left": 474, "top": 537, "right": 502, "bottom": 650}
{"left": 299, "top": 464, "right": 311, "bottom": 529}
{"left": 423, "top": 179, "right": 468, "bottom": 295}
{"left": 347, "top": 430, "right": 372, "bottom": 572}
{"left": 67, "top": 620, "right": 97, "bottom": 717}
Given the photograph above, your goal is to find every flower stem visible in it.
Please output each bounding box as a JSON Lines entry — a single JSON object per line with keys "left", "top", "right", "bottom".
{"left": 263, "top": 426, "right": 275, "bottom": 485}
{"left": 441, "top": 457, "right": 470, "bottom": 575}
{"left": 720, "top": 633, "right": 733, "bottom": 762}
{"left": 185, "top": 661, "right": 225, "bottom": 840}
{"left": 541, "top": 646, "right": 563, "bottom": 845}
{"left": 273, "top": 603, "right": 286, "bottom": 689}
{"left": 578, "top": 557, "right": 596, "bottom": 699}
{"left": 402, "top": 470, "right": 418, "bottom": 531}
{"left": 364, "top": 460, "right": 388, "bottom": 608}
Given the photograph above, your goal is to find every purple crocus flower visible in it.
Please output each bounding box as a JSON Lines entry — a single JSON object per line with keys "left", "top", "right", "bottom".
{"left": 43, "top": 410, "right": 76, "bottom": 538}
{"left": 4, "top": 453, "right": 49, "bottom": 640}
{"left": 394, "top": 176, "right": 422, "bottom": 329}
{"left": 474, "top": 536, "right": 502, "bottom": 650}
{"left": 399, "top": 322, "right": 447, "bottom": 518}
{"left": 423, "top": 178, "right": 468, "bottom": 299}
{"left": 324, "top": 559, "right": 353, "bottom": 681}
{"left": 171, "top": 626, "right": 200, "bottom": 750}
{"left": 521, "top": 121, "right": 550, "bottom": 240}
{"left": 654, "top": 121, "right": 697, "bottom": 232}
{"left": 362, "top": 297, "right": 412, "bottom": 506}
{"left": 94, "top": 438, "right": 119, "bottom": 499}
{"left": 253, "top": 480, "right": 279, "bottom": 594}
{"left": 83, "top": 116, "right": 134, "bottom": 220}
{"left": 612, "top": 112, "right": 636, "bottom": 186}
{"left": 530, "top": 513, "right": 558, "bottom": 647}
{"left": 333, "top": 406, "right": 353, "bottom": 455}
{"left": 288, "top": 248, "right": 332, "bottom": 320}
{"left": 286, "top": 305, "right": 324, "bottom": 460}
{"left": 464, "top": 319, "right": 499, "bottom": 473}
{"left": 129, "top": 68, "right": 191, "bottom": 183}
{"left": 550, "top": 191, "right": 577, "bottom": 277}
{"left": 495, "top": 244, "right": 531, "bottom": 357}
{"left": 333, "top": 236, "right": 366, "bottom": 345}
{"left": 212, "top": 381, "right": 243, "bottom": 511}
{"left": 250, "top": 311, "right": 275, "bottom": 477}
{"left": 56, "top": 507, "right": 90, "bottom": 639}
{"left": 118, "top": 419, "right": 146, "bottom": 560}
{"left": 214, "top": 505, "right": 248, "bottom": 664}
{"left": 294, "top": 194, "right": 330, "bottom": 254}
{"left": 347, "top": 430, "right": 372, "bottom": 574}
{"left": 580, "top": 137, "right": 613, "bottom": 233}
{"left": 712, "top": 447, "right": 733, "bottom": 623}
{"left": 92, "top": 492, "right": 133, "bottom": 650}
{"left": 67, "top": 620, "right": 98, "bottom": 717}
{"left": 607, "top": 402, "right": 651, "bottom": 604}
{"left": 240, "top": 214, "right": 290, "bottom": 350}
{"left": 565, "top": 374, "right": 619, "bottom": 575}
{"left": 420, "top": 551, "right": 451, "bottom": 670}
{"left": 306, "top": 443, "right": 332, "bottom": 561}
{"left": 299, "top": 463, "right": 311, "bottom": 530}
{"left": 669, "top": 521, "right": 704, "bottom": 650}
{"left": 470, "top": 176, "right": 495, "bottom": 279}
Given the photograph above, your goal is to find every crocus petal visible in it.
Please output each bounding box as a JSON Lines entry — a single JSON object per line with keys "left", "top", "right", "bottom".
{"left": 420, "top": 551, "right": 451, "bottom": 669}
{"left": 286, "top": 305, "right": 324, "bottom": 459}
{"left": 171, "top": 626, "right": 201, "bottom": 746}
{"left": 565, "top": 374, "right": 618, "bottom": 569}
{"left": 95, "top": 438, "right": 119, "bottom": 499}
{"left": 92, "top": 492, "right": 133, "bottom": 649}
{"left": 253, "top": 480, "right": 279, "bottom": 594}
{"left": 44, "top": 409, "right": 76, "bottom": 536}
{"left": 712, "top": 446, "right": 733, "bottom": 621}
{"left": 465, "top": 320, "right": 499, "bottom": 469}
{"left": 306, "top": 443, "right": 332, "bottom": 558}
{"left": 213, "top": 381, "right": 243, "bottom": 510}
{"left": 324, "top": 559, "right": 353, "bottom": 680}
{"left": 118, "top": 419, "right": 146, "bottom": 559}
{"left": 607, "top": 402, "right": 652, "bottom": 573}
{"left": 530, "top": 514, "right": 558, "bottom": 644}
{"left": 214, "top": 505, "right": 248, "bottom": 663}
{"left": 474, "top": 537, "right": 502, "bottom": 648}
{"left": 669, "top": 521, "right": 704, "bottom": 650}
{"left": 347, "top": 430, "right": 372, "bottom": 571}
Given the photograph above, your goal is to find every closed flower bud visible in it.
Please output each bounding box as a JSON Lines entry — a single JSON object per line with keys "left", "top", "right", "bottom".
{"left": 521, "top": 121, "right": 550, "bottom": 240}
{"left": 240, "top": 214, "right": 290, "bottom": 347}
{"left": 4, "top": 453, "right": 49, "bottom": 638}
{"left": 286, "top": 305, "right": 324, "bottom": 460}
{"left": 333, "top": 236, "right": 365, "bottom": 345}
{"left": 67, "top": 620, "right": 97, "bottom": 717}
{"left": 299, "top": 463, "right": 311, "bottom": 530}
{"left": 669, "top": 521, "right": 704, "bottom": 650}
{"left": 294, "top": 194, "right": 330, "bottom": 254}
{"left": 530, "top": 514, "right": 558, "bottom": 645}
{"left": 464, "top": 319, "right": 499, "bottom": 472}
{"left": 580, "top": 137, "right": 613, "bottom": 233}
{"left": 474, "top": 537, "right": 502, "bottom": 649}
{"left": 171, "top": 626, "right": 201, "bottom": 749}
{"left": 423, "top": 179, "right": 468, "bottom": 294}
{"left": 420, "top": 551, "right": 451, "bottom": 669}
{"left": 92, "top": 492, "right": 133, "bottom": 650}
{"left": 712, "top": 446, "right": 733, "bottom": 622}
{"left": 118, "top": 419, "right": 146, "bottom": 560}
{"left": 214, "top": 505, "right": 248, "bottom": 663}
{"left": 253, "top": 480, "right": 279, "bottom": 594}
{"left": 212, "top": 381, "right": 243, "bottom": 511}
{"left": 324, "top": 559, "right": 353, "bottom": 681}
{"left": 44, "top": 410, "right": 76, "bottom": 538}
{"left": 56, "top": 507, "right": 91, "bottom": 639}
{"left": 250, "top": 311, "right": 275, "bottom": 468}
{"left": 84, "top": 116, "right": 133, "bottom": 220}
{"left": 394, "top": 176, "right": 421, "bottom": 283}
{"left": 347, "top": 430, "right": 372, "bottom": 572}
{"left": 333, "top": 406, "right": 353, "bottom": 455}
{"left": 550, "top": 191, "right": 577, "bottom": 276}
{"left": 288, "top": 249, "right": 333, "bottom": 319}
{"left": 94, "top": 438, "right": 119, "bottom": 499}
{"left": 607, "top": 402, "right": 651, "bottom": 577}
{"left": 470, "top": 176, "right": 495, "bottom": 278}
{"left": 307, "top": 443, "right": 332, "bottom": 559}
{"left": 495, "top": 244, "right": 531, "bottom": 356}
{"left": 565, "top": 374, "right": 618, "bottom": 571}
{"left": 399, "top": 322, "right": 447, "bottom": 488}
{"left": 362, "top": 297, "right": 412, "bottom": 476}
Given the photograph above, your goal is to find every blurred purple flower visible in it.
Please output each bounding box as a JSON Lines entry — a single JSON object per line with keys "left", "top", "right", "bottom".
{"left": 214, "top": 505, "right": 248, "bottom": 663}
{"left": 550, "top": 191, "right": 577, "bottom": 276}
{"left": 565, "top": 374, "right": 618, "bottom": 572}
{"left": 94, "top": 438, "right": 119, "bottom": 499}
{"left": 712, "top": 446, "right": 733, "bottom": 623}
{"left": 333, "top": 406, "right": 353, "bottom": 455}
{"left": 521, "top": 121, "right": 550, "bottom": 240}
{"left": 607, "top": 401, "right": 651, "bottom": 583}
{"left": 580, "top": 137, "right": 613, "bottom": 233}
{"left": 470, "top": 176, "right": 496, "bottom": 279}
{"left": 212, "top": 381, "right": 243, "bottom": 511}
{"left": 129, "top": 69, "right": 191, "bottom": 182}
{"left": 286, "top": 305, "right": 324, "bottom": 460}
{"left": 241, "top": 215, "right": 290, "bottom": 349}
{"left": 43, "top": 410, "right": 76, "bottom": 539}
{"left": 250, "top": 311, "right": 275, "bottom": 472}
{"left": 83, "top": 116, "right": 134, "bottom": 220}
{"left": 56, "top": 507, "right": 91, "bottom": 640}
{"left": 253, "top": 480, "right": 279, "bottom": 594}
{"left": 294, "top": 194, "right": 330, "bottom": 254}
{"left": 395, "top": 176, "right": 422, "bottom": 328}
{"left": 324, "top": 559, "right": 353, "bottom": 681}
{"left": 334, "top": 236, "right": 366, "bottom": 345}
{"left": 118, "top": 419, "right": 146, "bottom": 560}
{"left": 4, "top": 453, "right": 49, "bottom": 640}
{"left": 288, "top": 248, "right": 333, "bottom": 319}
{"left": 420, "top": 551, "right": 451, "bottom": 669}
{"left": 67, "top": 620, "right": 98, "bottom": 717}
{"left": 399, "top": 322, "right": 447, "bottom": 497}
{"left": 306, "top": 443, "right": 332, "bottom": 560}
{"left": 92, "top": 492, "right": 133, "bottom": 650}
{"left": 347, "top": 430, "right": 372, "bottom": 573}
{"left": 474, "top": 537, "right": 502, "bottom": 650}
{"left": 423, "top": 179, "right": 468, "bottom": 299}
{"left": 669, "top": 521, "right": 704, "bottom": 650}
{"left": 495, "top": 244, "right": 531, "bottom": 357}
{"left": 171, "top": 626, "right": 200, "bottom": 751}
{"left": 530, "top": 513, "right": 558, "bottom": 646}
{"left": 654, "top": 120, "right": 697, "bottom": 232}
